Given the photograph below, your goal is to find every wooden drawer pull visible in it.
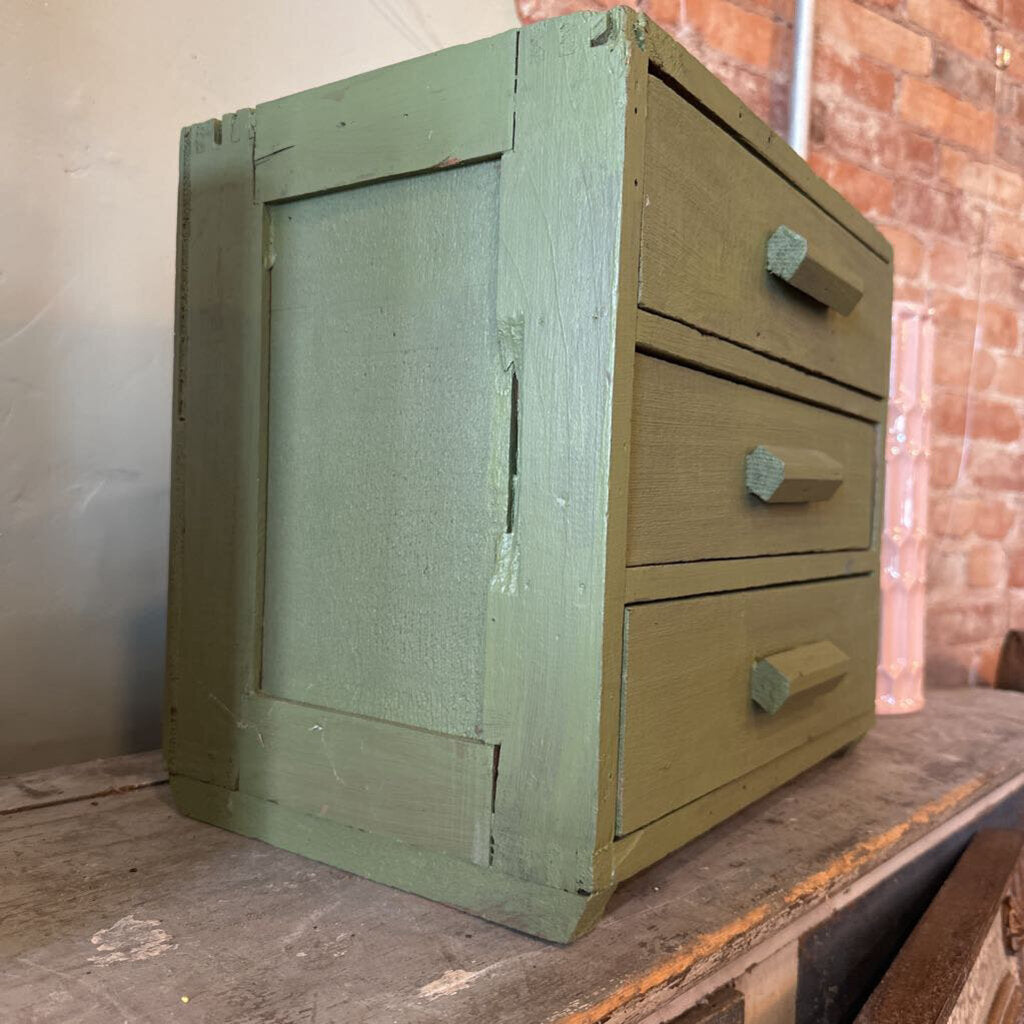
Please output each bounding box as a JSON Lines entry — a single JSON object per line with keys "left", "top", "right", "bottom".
{"left": 751, "top": 640, "right": 850, "bottom": 715}
{"left": 745, "top": 445, "right": 843, "bottom": 504}
{"left": 766, "top": 226, "right": 864, "bottom": 315}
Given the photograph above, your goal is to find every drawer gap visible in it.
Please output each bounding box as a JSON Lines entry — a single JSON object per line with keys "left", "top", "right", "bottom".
{"left": 625, "top": 568, "right": 873, "bottom": 606}
{"left": 636, "top": 309, "right": 883, "bottom": 408}
{"left": 628, "top": 548, "right": 874, "bottom": 572}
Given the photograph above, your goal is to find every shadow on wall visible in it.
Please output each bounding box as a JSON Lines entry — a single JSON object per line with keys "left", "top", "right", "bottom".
{"left": 0, "top": 611, "right": 165, "bottom": 776}
{"left": 124, "top": 601, "right": 167, "bottom": 755}
{"left": 0, "top": 474, "right": 168, "bottom": 775}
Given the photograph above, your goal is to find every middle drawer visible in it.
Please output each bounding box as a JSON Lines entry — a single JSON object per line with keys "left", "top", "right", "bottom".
{"left": 626, "top": 354, "right": 876, "bottom": 566}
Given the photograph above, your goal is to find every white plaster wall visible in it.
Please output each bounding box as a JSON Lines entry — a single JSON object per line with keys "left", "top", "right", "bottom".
{"left": 0, "top": 0, "right": 518, "bottom": 773}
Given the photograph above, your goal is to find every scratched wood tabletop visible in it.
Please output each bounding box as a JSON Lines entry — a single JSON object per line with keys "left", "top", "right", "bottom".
{"left": 2, "top": 689, "right": 1023, "bottom": 1024}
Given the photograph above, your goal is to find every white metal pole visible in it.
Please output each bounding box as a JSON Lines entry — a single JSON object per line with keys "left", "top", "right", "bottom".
{"left": 788, "top": 0, "right": 816, "bottom": 157}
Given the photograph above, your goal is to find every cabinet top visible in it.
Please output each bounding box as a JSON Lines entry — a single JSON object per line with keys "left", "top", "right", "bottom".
{"left": 188, "top": 6, "right": 891, "bottom": 264}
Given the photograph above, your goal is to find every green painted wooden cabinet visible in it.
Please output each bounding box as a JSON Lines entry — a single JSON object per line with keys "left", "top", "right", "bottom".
{"left": 166, "top": 6, "right": 893, "bottom": 941}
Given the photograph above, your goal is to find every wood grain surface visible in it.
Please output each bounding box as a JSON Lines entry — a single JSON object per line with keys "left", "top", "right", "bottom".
{"left": 165, "top": 110, "right": 263, "bottom": 790}
{"left": 855, "top": 829, "right": 1024, "bottom": 1024}
{"left": 4, "top": 691, "right": 1023, "bottom": 1024}
{"left": 236, "top": 694, "right": 496, "bottom": 863}
{"left": 638, "top": 13, "right": 892, "bottom": 264}
{"left": 627, "top": 355, "right": 875, "bottom": 565}
{"left": 483, "top": 9, "right": 631, "bottom": 898}
{"left": 618, "top": 574, "right": 878, "bottom": 834}
{"left": 624, "top": 549, "right": 879, "bottom": 604}
{"left": 0, "top": 750, "right": 165, "bottom": 815}
{"left": 639, "top": 77, "right": 892, "bottom": 397}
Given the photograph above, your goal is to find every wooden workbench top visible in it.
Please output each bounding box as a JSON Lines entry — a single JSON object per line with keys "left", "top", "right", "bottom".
{"left": 3, "top": 689, "right": 1024, "bottom": 1024}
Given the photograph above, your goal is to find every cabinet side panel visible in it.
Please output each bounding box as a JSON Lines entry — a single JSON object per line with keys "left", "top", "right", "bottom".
{"left": 165, "top": 112, "right": 263, "bottom": 787}
{"left": 261, "top": 162, "right": 508, "bottom": 737}
{"left": 486, "top": 10, "right": 630, "bottom": 893}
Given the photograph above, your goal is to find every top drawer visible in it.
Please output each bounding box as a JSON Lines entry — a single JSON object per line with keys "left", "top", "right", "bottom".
{"left": 639, "top": 77, "right": 892, "bottom": 398}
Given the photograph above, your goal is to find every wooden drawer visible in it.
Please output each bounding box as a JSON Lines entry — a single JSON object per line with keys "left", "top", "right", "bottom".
{"left": 639, "top": 77, "right": 892, "bottom": 398}
{"left": 617, "top": 575, "right": 878, "bottom": 836}
{"left": 627, "top": 354, "right": 876, "bottom": 566}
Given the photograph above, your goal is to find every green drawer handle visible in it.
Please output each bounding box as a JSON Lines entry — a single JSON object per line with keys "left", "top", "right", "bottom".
{"left": 766, "top": 225, "right": 864, "bottom": 316}
{"left": 751, "top": 640, "right": 850, "bottom": 715}
{"left": 745, "top": 444, "right": 843, "bottom": 504}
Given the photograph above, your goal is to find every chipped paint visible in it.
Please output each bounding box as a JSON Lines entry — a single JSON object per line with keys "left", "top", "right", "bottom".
{"left": 491, "top": 531, "right": 520, "bottom": 596}
{"left": 497, "top": 315, "right": 524, "bottom": 373}
{"left": 207, "top": 692, "right": 256, "bottom": 732}
{"left": 589, "top": 13, "right": 616, "bottom": 48}
{"left": 318, "top": 730, "right": 343, "bottom": 784}
{"left": 418, "top": 966, "right": 496, "bottom": 999}
{"left": 554, "top": 776, "right": 989, "bottom": 1024}
{"left": 88, "top": 916, "right": 176, "bottom": 965}
{"left": 785, "top": 776, "right": 986, "bottom": 905}
{"left": 552, "top": 905, "right": 772, "bottom": 1024}
{"left": 632, "top": 11, "right": 648, "bottom": 50}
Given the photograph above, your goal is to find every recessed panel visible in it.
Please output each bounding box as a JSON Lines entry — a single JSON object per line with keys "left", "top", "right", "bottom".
{"left": 261, "top": 162, "right": 507, "bottom": 736}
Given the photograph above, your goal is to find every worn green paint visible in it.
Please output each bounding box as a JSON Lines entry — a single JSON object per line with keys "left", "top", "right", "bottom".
{"left": 262, "top": 162, "right": 507, "bottom": 737}
{"left": 168, "top": 7, "right": 891, "bottom": 942}
{"left": 236, "top": 695, "right": 496, "bottom": 863}
{"left": 765, "top": 225, "right": 810, "bottom": 280}
{"left": 165, "top": 110, "right": 263, "bottom": 788}
{"left": 484, "top": 8, "right": 631, "bottom": 895}
{"left": 254, "top": 32, "right": 517, "bottom": 203}
{"left": 749, "top": 660, "right": 793, "bottom": 716}
{"left": 745, "top": 447, "right": 788, "bottom": 503}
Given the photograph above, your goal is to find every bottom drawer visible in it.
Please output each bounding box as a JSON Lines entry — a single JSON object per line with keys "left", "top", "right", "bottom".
{"left": 617, "top": 575, "right": 878, "bottom": 836}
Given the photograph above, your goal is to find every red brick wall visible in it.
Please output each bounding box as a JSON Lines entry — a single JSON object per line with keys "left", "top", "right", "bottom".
{"left": 520, "top": 0, "right": 1024, "bottom": 686}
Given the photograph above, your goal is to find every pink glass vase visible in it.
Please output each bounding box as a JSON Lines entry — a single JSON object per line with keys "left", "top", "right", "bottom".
{"left": 876, "top": 306, "right": 933, "bottom": 715}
